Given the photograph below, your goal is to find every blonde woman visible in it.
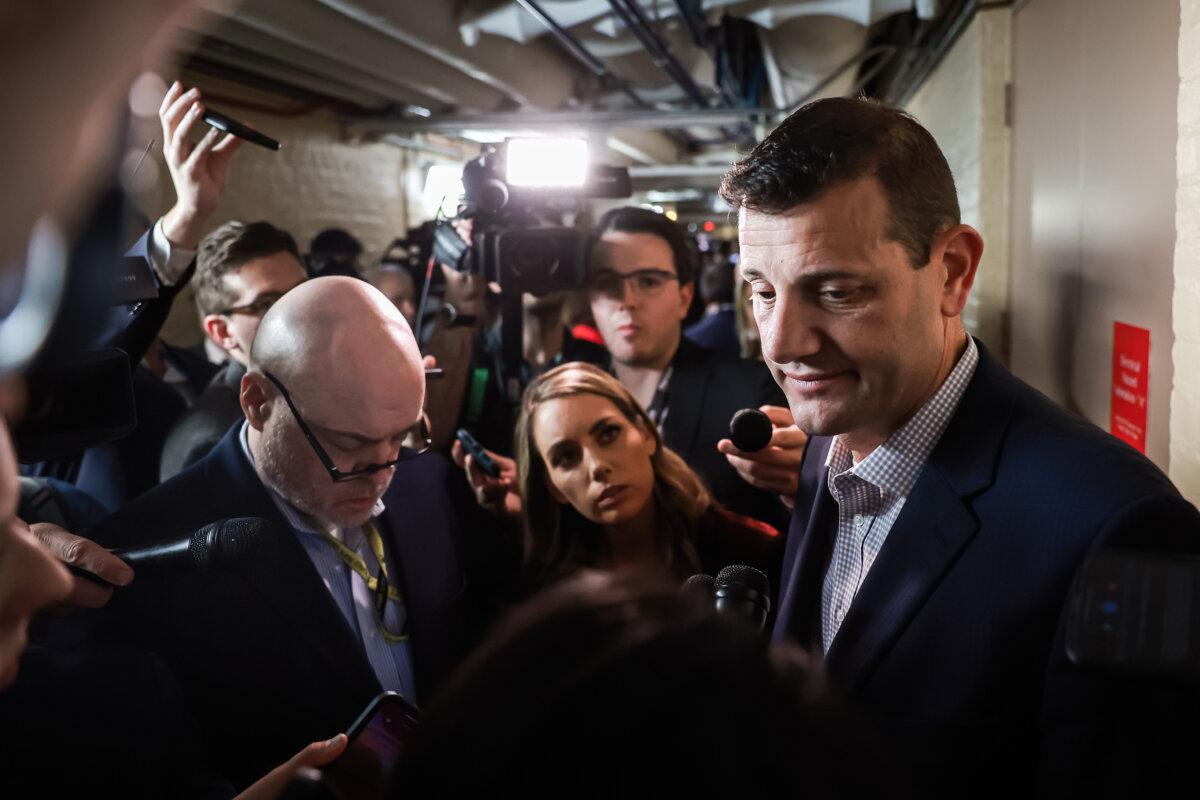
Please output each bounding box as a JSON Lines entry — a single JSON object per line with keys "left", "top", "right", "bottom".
{"left": 512, "top": 362, "right": 779, "bottom": 589}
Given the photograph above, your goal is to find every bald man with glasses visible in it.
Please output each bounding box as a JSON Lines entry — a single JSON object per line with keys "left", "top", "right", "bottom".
{"left": 84, "top": 277, "right": 501, "bottom": 791}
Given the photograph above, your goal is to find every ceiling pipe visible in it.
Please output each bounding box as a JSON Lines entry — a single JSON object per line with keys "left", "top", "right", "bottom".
{"left": 515, "top": 0, "right": 650, "bottom": 109}
{"left": 606, "top": 0, "right": 711, "bottom": 108}
{"left": 350, "top": 106, "right": 784, "bottom": 134}
{"left": 894, "top": 0, "right": 979, "bottom": 104}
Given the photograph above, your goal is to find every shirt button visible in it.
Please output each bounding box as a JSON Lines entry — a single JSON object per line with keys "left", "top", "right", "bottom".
{"left": 854, "top": 514, "right": 864, "bottom": 527}
{"left": 836, "top": 606, "right": 846, "bottom": 622}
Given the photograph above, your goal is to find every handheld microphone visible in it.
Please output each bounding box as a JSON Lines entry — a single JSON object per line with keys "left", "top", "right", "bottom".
{"left": 681, "top": 573, "right": 715, "bottom": 600}
{"left": 69, "top": 517, "right": 275, "bottom": 587}
{"left": 729, "top": 408, "right": 773, "bottom": 453}
{"left": 714, "top": 565, "right": 771, "bottom": 630}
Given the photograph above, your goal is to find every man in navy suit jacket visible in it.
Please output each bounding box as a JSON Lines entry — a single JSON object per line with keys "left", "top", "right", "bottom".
{"left": 721, "top": 98, "right": 1200, "bottom": 794}
{"left": 86, "top": 276, "right": 504, "bottom": 790}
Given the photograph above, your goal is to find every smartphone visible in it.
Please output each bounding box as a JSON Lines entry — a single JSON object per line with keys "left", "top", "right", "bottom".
{"left": 456, "top": 428, "right": 500, "bottom": 479}
{"left": 321, "top": 691, "right": 421, "bottom": 799}
{"left": 202, "top": 108, "right": 281, "bottom": 151}
{"left": 424, "top": 367, "right": 444, "bottom": 380}
{"left": 1066, "top": 550, "right": 1200, "bottom": 682}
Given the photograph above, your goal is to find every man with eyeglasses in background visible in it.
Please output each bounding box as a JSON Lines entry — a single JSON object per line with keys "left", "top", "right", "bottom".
{"left": 83, "top": 276, "right": 500, "bottom": 790}
{"left": 159, "top": 218, "right": 307, "bottom": 479}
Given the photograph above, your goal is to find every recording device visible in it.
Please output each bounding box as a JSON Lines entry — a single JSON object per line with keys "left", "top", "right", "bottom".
{"left": 714, "top": 565, "right": 771, "bottom": 631}
{"left": 1067, "top": 550, "right": 1200, "bottom": 682}
{"left": 202, "top": 108, "right": 281, "bottom": 151}
{"left": 456, "top": 428, "right": 500, "bottom": 479}
{"left": 322, "top": 691, "right": 421, "bottom": 799}
{"left": 430, "top": 139, "right": 631, "bottom": 401}
{"left": 729, "top": 408, "right": 773, "bottom": 453}
{"left": 431, "top": 139, "right": 630, "bottom": 291}
{"left": 424, "top": 367, "right": 444, "bottom": 380}
{"left": 681, "top": 573, "right": 715, "bottom": 600}
{"left": 69, "top": 517, "right": 276, "bottom": 588}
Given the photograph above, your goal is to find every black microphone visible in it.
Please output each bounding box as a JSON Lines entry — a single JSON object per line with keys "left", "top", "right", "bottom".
{"left": 714, "top": 565, "right": 771, "bottom": 630}
{"left": 729, "top": 408, "right": 773, "bottom": 453}
{"left": 681, "top": 573, "right": 715, "bottom": 600}
{"left": 68, "top": 517, "right": 275, "bottom": 586}
{"left": 114, "top": 517, "right": 274, "bottom": 577}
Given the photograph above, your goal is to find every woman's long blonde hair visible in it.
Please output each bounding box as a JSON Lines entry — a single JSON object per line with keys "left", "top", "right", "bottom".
{"left": 515, "top": 362, "right": 711, "bottom": 585}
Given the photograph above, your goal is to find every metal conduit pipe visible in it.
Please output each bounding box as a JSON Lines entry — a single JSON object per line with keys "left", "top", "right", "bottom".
{"left": 606, "top": 0, "right": 711, "bottom": 108}
{"left": 516, "top": 0, "right": 650, "bottom": 109}
{"left": 895, "top": 0, "right": 979, "bottom": 104}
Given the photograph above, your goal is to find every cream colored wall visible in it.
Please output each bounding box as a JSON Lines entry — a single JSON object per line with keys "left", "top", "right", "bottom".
{"left": 905, "top": 7, "right": 1013, "bottom": 358}
{"left": 1173, "top": 0, "right": 1200, "bottom": 502}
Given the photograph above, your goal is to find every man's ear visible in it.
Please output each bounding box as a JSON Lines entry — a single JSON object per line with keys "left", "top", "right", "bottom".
{"left": 240, "top": 372, "right": 271, "bottom": 432}
{"left": 933, "top": 224, "right": 983, "bottom": 318}
{"left": 203, "top": 314, "right": 237, "bottom": 354}
{"left": 676, "top": 281, "right": 695, "bottom": 320}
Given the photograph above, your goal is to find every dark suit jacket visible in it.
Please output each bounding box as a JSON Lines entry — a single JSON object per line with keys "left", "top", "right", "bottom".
{"left": 26, "top": 365, "right": 187, "bottom": 513}
{"left": 160, "top": 360, "right": 247, "bottom": 481}
{"left": 774, "top": 341, "right": 1200, "bottom": 795}
{"left": 87, "top": 424, "right": 492, "bottom": 790}
{"left": 21, "top": 228, "right": 197, "bottom": 508}
{"left": 663, "top": 338, "right": 790, "bottom": 533}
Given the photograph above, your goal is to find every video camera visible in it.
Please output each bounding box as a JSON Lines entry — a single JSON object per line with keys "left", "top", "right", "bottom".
{"left": 431, "top": 138, "right": 630, "bottom": 294}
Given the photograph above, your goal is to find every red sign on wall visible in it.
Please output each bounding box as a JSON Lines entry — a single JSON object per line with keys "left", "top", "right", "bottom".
{"left": 1110, "top": 322, "right": 1150, "bottom": 453}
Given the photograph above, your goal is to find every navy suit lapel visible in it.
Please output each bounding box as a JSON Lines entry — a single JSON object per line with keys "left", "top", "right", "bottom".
{"left": 773, "top": 436, "right": 836, "bottom": 649}
{"left": 822, "top": 467, "right": 978, "bottom": 692}
{"left": 207, "top": 428, "right": 379, "bottom": 695}
{"left": 820, "top": 341, "right": 1015, "bottom": 692}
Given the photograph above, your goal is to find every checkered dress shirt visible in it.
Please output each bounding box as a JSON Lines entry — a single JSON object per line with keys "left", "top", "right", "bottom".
{"left": 819, "top": 337, "right": 979, "bottom": 653}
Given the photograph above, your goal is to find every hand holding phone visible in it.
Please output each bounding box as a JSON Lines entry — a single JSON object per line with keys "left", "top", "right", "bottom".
{"left": 202, "top": 108, "right": 281, "bottom": 151}
{"left": 456, "top": 428, "right": 501, "bottom": 479}
{"left": 321, "top": 691, "right": 421, "bottom": 799}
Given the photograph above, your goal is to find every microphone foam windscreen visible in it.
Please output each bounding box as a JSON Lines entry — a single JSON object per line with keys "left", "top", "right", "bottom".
{"left": 715, "top": 564, "right": 770, "bottom": 596}
{"left": 190, "top": 517, "right": 273, "bottom": 569}
{"left": 729, "top": 408, "right": 773, "bottom": 453}
{"left": 681, "top": 573, "right": 715, "bottom": 599}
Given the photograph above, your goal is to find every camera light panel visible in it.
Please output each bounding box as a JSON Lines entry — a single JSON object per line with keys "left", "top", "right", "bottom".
{"left": 505, "top": 137, "right": 589, "bottom": 188}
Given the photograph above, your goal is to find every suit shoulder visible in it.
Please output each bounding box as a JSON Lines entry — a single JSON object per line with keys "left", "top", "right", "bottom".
{"left": 987, "top": 365, "right": 1179, "bottom": 504}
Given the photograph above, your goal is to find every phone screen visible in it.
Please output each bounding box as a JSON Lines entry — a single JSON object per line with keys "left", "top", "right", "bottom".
{"left": 322, "top": 693, "right": 421, "bottom": 799}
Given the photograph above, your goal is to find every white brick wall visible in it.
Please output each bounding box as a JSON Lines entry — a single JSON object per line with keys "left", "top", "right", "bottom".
{"left": 1174, "top": 0, "right": 1200, "bottom": 503}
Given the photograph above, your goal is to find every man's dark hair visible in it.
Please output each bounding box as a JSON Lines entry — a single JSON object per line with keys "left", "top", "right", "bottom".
{"left": 720, "top": 97, "right": 959, "bottom": 266}
{"left": 393, "top": 572, "right": 889, "bottom": 797}
{"left": 309, "top": 227, "right": 362, "bottom": 259}
{"left": 589, "top": 206, "right": 698, "bottom": 285}
{"left": 194, "top": 220, "right": 299, "bottom": 316}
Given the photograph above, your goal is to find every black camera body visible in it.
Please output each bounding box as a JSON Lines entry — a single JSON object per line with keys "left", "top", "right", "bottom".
{"left": 431, "top": 142, "right": 630, "bottom": 294}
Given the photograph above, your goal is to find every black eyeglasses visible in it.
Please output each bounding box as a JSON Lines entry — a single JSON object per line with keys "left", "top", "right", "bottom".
{"left": 262, "top": 370, "right": 431, "bottom": 483}
{"left": 218, "top": 291, "right": 287, "bottom": 318}
{"left": 588, "top": 268, "right": 679, "bottom": 298}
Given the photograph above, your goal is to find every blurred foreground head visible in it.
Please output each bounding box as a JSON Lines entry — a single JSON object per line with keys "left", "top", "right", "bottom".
{"left": 0, "top": 0, "right": 210, "bottom": 268}
{"left": 394, "top": 571, "right": 890, "bottom": 797}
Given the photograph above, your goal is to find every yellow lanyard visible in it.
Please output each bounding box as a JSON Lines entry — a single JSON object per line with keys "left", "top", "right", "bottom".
{"left": 314, "top": 519, "right": 408, "bottom": 644}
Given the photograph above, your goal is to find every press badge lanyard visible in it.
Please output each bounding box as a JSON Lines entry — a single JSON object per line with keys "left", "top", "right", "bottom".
{"left": 313, "top": 518, "right": 409, "bottom": 644}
